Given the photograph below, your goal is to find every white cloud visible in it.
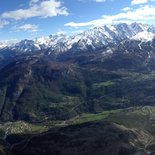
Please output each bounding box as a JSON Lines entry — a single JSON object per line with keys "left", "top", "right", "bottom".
{"left": 95, "top": 0, "right": 106, "bottom": 2}
{"left": 1, "top": 0, "right": 69, "bottom": 20}
{"left": 13, "top": 24, "right": 39, "bottom": 32}
{"left": 30, "top": 0, "right": 40, "bottom": 3}
{"left": 121, "top": 7, "right": 131, "bottom": 11}
{"left": 71, "top": 29, "right": 85, "bottom": 34}
{"left": 0, "top": 39, "right": 18, "bottom": 44}
{"left": 29, "top": 0, "right": 40, "bottom": 5}
{"left": 65, "top": 5, "right": 155, "bottom": 28}
{"left": 65, "top": 22, "right": 90, "bottom": 28}
{"left": 78, "top": 0, "right": 107, "bottom": 2}
{"left": 131, "top": 0, "right": 148, "bottom": 5}
{"left": 0, "top": 20, "right": 9, "bottom": 28}
{"left": 56, "top": 30, "right": 67, "bottom": 35}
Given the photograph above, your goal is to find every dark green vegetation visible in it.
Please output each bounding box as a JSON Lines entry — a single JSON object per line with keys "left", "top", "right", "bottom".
{"left": 1, "top": 51, "right": 155, "bottom": 122}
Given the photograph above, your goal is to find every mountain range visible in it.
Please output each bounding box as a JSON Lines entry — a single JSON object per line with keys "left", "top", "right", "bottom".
{"left": 1, "top": 22, "right": 155, "bottom": 54}
{"left": 0, "top": 22, "right": 155, "bottom": 69}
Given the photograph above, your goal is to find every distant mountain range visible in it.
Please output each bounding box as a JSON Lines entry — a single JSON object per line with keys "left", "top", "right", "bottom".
{"left": 1, "top": 22, "right": 155, "bottom": 54}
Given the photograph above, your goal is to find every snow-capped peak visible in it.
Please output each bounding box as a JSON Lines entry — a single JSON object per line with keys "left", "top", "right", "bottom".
{"left": 132, "top": 31, "right": 155, "bottom": 41}
{"left": 0, "top": 42, "right": 8, "bottom": 49}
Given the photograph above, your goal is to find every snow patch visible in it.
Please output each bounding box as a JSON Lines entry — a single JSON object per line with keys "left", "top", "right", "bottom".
{"left": 132, "top": 31, "right": 155, "bottom": 41}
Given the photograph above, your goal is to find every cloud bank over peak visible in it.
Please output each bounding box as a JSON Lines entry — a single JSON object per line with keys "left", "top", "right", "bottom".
{"left": 65, "top": 5, "right": 155, "bottom": 28}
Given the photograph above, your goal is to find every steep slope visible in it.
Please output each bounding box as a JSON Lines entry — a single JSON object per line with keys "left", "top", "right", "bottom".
{"left": 0, "top": 55, "right": 88, "bottom": 121}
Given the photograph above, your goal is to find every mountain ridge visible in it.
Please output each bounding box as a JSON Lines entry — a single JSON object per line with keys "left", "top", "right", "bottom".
{"left": 1, "top": 22, "right": 155, "bottom": 55}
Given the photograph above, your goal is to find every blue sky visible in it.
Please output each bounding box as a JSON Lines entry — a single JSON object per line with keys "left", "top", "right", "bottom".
{"left": 0, "top": 0, "right": 155, "bottom": 41}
